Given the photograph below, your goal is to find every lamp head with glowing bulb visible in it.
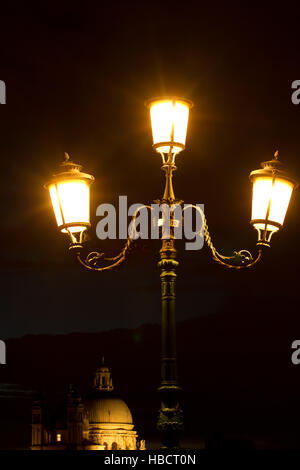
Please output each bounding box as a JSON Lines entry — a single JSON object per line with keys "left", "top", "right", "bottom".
{"left": 45, "top": 153, "right": 94, "bottom": 243}
{"left": 249, "top": 150, "right": 298, "bottom": 247}
{"left": 146, "top": 97, "right": 193, "bottom": 161}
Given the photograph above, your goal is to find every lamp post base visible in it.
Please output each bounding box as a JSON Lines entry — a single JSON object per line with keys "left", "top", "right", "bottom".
{"left": 157, "top": 385, "right": 183, "bottom": 449}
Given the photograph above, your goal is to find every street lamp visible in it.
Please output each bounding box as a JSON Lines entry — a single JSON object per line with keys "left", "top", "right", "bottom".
{"left": 45, "top": 98, "right": 297, "bottom": 449}
{"left": 250, "top": 150, "right": 298, "bottom": 246}
{"left": 147, "top": 97, "right": 193, "bottom": 157}
{"left": 45, "top": 152, "right": 94, "bottom": 243}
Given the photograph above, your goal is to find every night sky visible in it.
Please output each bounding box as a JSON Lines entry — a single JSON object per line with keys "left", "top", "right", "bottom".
{"left": 1, "top": 1, "right": 300, "bottom": 346}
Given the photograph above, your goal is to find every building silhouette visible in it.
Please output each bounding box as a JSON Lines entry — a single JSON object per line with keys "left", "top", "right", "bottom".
{"left": 31, "top": 357, "right": 144, "bottom": 450}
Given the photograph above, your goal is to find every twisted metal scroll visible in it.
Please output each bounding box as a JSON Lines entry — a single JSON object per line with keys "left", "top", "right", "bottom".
{"left": 183, "top": 204, "right": 262, "bottom": 269}
{"left": 75, "top": 204, "right": 153, "bottom": 271}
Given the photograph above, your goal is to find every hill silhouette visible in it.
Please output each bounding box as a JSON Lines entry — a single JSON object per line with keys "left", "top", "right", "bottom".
{"left": 1, "top": 307, "right": 300, "bottom": 449}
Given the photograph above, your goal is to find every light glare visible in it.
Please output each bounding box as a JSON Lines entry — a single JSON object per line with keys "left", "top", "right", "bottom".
{"left": 49, "top": 180, "right": 90, "bottom": 233}
{"left": 251, "top": 177, "right": 293, "bottom": 232}
{"left": 149, "top": 99, "right": 190, "bottom": 154}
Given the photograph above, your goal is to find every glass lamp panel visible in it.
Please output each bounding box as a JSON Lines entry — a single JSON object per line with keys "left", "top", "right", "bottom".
{"left": 150, "top": 101, "right": 173, "bottom": 152}
{"left": 49, "top": 184, "right": 63, "bottom": 228}
{"left": 251, "top": 177, "right": 273, "bottom": 222}
{"left": 269, "top": 178, "right": 293, "bottom": 225}
{"left": 49, "top": 179, "right": 90, "bottom": 233}
{"left": 251, "top": 176, "right": 293, "bottom": 232}
{"left": 173, "top": 101, "right": 189, "bottom": 147}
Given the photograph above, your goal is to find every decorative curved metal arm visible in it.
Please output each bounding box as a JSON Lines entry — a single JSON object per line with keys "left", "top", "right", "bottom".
{"left": 69, "top": 201, "right": 262, "bottom": 271}
{"left": 76, "top": 238, "right": 133, "bottom": 272}
{"left": 72, "top": 205, "right": 153, "bottom": 272}
{"left": 183, "top": 204, "right": 263, "bottom": 269}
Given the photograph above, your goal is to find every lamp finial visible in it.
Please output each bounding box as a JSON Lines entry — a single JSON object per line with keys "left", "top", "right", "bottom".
{"left": 64, "top": 152, "right": 70, "bottom": 162}
{"left": 274, "top": 149, "right": 279, "bottom": 160}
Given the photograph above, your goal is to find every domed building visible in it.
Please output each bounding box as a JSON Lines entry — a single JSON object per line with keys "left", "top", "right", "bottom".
{"left": 31, "top": 358, "right": 144, "bottom": 450}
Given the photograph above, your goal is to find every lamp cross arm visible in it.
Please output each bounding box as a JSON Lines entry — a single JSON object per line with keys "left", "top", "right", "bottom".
{"left": 183, "top": 204, "right": 263, "bottom": 269}
{"left": 70, "top": 204, "right": 153, "bottom": 272}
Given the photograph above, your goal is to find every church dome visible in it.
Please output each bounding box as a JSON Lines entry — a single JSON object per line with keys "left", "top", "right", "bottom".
{"left": 84, "top": 392, "right": 133, "bottom": 430}
{"left": 84, "top": 358, "right": 134, "bottom": 431}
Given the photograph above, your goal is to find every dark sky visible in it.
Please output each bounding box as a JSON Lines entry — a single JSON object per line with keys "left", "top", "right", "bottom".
{"left": 1, "top": 2, "right": 300, "bottom": 339}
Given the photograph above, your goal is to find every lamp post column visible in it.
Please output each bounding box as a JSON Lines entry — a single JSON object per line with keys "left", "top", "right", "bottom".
{"left": 157, "top": 162, "right": 183, "bottom": 448}
{"left": 157, "top": 238, "right": 183, "bottom": 448}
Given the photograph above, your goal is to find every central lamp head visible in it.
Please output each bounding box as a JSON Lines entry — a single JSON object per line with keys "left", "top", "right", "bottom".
{"left": 146, "top": 97, "right": 193, "bottom": 157}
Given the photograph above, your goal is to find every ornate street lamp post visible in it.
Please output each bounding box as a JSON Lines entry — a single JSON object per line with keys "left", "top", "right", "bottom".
{"left": 45, "top": 97, "right": 297, "bottom": 449}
